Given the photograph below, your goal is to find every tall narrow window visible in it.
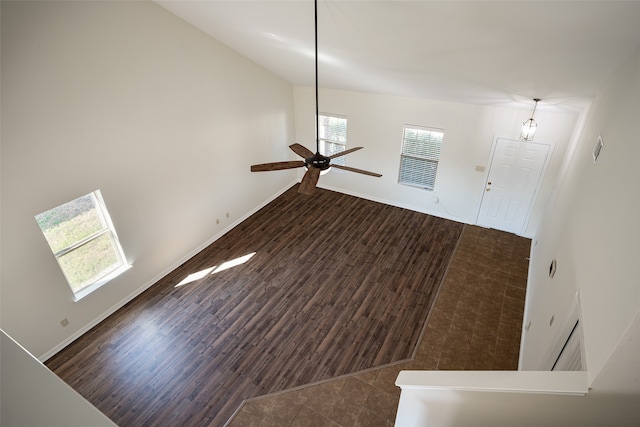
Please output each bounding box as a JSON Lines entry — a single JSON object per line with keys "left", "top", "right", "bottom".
{"left": 318, "top": 113, "right": 347, "bottom": 166}
{"left": 35, "top": 190, "right": 129, "bottom": 301}
{"left": 398, "top": 125, "right": 444, "bottom": 190}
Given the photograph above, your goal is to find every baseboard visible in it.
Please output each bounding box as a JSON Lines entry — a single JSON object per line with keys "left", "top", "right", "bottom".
{"left": 40, "top": 182, "right": 296, "bottom": 362}
{"left": 318, "top": 184, "right": 467, "bottom": 225}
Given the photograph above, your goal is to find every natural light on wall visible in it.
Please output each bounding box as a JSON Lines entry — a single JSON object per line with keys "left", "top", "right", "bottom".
{"left": 175, "top": 252, "right": 256, "bottom": 287}
{"left": 35, "top": 190, "right": 130, "bottom": 301}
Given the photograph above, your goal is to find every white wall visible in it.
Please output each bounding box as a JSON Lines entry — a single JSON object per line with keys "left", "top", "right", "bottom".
{"left": 1, "top": 330, "right": 117, "bottom": 427}
{"left": 0, "top": 1, "right": 295, "bottom": 359}
{"left": 521, "top": 46, "right": 640, "bottom": 384}
{"left": 294, "top": 87, "right": 578, "bottom": 236}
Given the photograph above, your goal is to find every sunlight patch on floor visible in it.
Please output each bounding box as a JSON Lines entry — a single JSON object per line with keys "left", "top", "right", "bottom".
{"left": 175, "top": 252, "right": 256, "bottom": 287}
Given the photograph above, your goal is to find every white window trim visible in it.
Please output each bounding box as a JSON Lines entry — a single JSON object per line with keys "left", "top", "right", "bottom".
{"left": 36, "top": 190, "right": 131, "bottom": 301}
{"left": 318, "top": 112, "right": 348, "bottom": 166}
{"left": 73, "top": 263, "right": 131, "bottom": 301}
{"left": 398, "top": 124, "right": 444, "bottom": 191}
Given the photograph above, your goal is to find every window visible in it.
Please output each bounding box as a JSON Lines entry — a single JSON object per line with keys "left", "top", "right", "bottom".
{"left": 398, "top": 125, "right": 444, "bottom": 190}
{"left": 318, "top": 113, "right": 347, "bottom": 166}
{"left": 35, "top": 190, "right": 129, "bottom": 301}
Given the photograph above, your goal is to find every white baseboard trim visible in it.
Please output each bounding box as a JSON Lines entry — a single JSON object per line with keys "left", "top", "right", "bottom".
{"left": 40, "top": 182, "right": 296, "bottom": 362}
{"left": 318, "top": 184, "right": 468, "bottom": 225}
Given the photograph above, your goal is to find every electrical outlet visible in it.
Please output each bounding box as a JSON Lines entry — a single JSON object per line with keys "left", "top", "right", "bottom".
{"left": 60, "top": 318, "right": 69, "bottom": 327}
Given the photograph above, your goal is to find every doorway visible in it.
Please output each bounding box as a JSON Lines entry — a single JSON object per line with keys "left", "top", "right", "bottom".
{"left": 477, "top": 137, "right": 552, "bottom": 235}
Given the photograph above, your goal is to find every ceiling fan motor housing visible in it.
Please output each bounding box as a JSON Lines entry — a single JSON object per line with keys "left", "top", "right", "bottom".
{"left": 306, "top": 153, "right": 331, "bottom": 170}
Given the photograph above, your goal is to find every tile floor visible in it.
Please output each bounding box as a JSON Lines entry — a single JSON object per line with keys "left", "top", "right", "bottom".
{"left": 226, "top": 225, "right": 530, "bottom": 426}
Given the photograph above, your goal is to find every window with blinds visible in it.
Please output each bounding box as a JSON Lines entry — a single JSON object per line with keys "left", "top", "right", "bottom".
{"left": 398, "top": 125, "right": 444, "bottom": 190}
{"left": 318, "top": 113, "right": 347, "bottom": 166}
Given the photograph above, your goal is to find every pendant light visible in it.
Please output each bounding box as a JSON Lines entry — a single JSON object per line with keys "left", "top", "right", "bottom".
{"left": 520, "top": 98, "right": 540, "bottom": 141}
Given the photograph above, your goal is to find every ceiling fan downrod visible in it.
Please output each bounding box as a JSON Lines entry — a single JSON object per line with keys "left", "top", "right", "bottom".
{"left": 314, "top": 0, "right": 320, "bottom": 156}
{"left": 305, "top": 0, "right": 329, "bottom": 171}
{"left": 248, "top": 0, "right": 381, "bottom": 194}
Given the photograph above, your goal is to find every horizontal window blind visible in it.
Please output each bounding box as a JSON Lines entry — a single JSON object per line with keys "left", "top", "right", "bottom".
{"left": 319, "top": 114, "right": 347, "bottom": 166}
{"left": 399, "top": 126, "right": 444, "bottom": 190}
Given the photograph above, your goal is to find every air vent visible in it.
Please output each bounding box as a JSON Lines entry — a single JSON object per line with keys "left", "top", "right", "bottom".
{"left": 593, "top": 135, "right": 603, "bottom": 163}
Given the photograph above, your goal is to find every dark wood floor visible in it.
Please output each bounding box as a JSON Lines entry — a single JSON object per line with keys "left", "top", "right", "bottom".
{"left": 46, "top": 185, "right": 464, "bottom": 426}
{"left": 229, "top": 225, "right": 531, "bottom": 426}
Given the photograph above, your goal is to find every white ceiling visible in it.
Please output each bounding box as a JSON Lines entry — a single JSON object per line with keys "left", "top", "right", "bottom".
{"left": 157, "top": 1, "right": 640, "bottom": 113}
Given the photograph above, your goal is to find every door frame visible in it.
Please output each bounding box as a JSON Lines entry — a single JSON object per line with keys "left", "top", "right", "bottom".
{"left": 475, "top": 135, "right": 554, "bottom": 237}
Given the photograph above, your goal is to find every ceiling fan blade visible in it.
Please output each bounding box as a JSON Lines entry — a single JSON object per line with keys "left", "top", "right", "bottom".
{"left": 289, "top": 143, "right": 314, "bottom": 159}
{"left": 298, "top": 167, "right": 321, "bottom": 194}
{"left": 331, "top": 164, "right": 382, "bottom": 177}
{"left": 329, "top": 147, "right": 363, "bottom": 159}
{"left": 250, "top": 160, "right": 305, "bottom": 172}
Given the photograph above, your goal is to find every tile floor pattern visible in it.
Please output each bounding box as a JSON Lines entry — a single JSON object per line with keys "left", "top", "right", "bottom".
{"left": 226, "top": 225, "right": 530, "bottom": 427}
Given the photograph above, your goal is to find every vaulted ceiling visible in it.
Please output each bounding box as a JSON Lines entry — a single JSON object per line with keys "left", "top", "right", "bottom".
{"left": 157, "top": 1, "right": 640, "bottom": 113}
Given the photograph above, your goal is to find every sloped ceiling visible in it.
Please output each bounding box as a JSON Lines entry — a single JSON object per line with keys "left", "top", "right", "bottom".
{"left": 157, "top": 1, "right": 640, "bottom": 113}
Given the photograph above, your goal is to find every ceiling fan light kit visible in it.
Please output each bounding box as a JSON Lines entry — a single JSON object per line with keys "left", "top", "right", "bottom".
{"left": 307, "top": 153, "right": 331, "bottom": 171}
{"left": 250, "top": 0, "right": 381, "bottom": 194}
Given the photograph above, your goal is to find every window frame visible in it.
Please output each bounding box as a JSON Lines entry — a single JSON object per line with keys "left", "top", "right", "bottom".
{"left": 35, "top": 190, "right": 130, "bottom": 301}
{"left": 398, "top": 125, "right": 444, "bottom": 191}
{"left": 317, "top": 113, "right": 348, "bottom": 166}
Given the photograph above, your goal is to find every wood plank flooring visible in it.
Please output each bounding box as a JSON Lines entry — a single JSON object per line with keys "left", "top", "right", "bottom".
{"left": 45, "top": 185, "right": 464, "bottom": 426}
{"left": 228, "top": 225, "right": 531, "bottom": 426}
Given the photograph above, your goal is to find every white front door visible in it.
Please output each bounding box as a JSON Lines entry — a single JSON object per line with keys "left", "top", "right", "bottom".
{"left": 477, "top": 137, "right": 551, "bottom": 235}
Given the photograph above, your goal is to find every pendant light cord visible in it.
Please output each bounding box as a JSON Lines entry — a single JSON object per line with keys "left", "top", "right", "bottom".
{"left": 315, "top": 0, "right": 319, "bottom": 154}
{"left": 531, "top": 98, "right": 540, "bottom": 119}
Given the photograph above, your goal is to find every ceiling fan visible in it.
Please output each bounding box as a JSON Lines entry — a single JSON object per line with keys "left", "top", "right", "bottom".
{"left": 250, "top": 0, "right": 381, "bottom": 195}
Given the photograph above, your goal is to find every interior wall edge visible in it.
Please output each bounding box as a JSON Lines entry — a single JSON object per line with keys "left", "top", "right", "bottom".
{"left": 318, "top": 184, "right": 469, "bottom": 226}
{"left": 39, "top": 181, "right": 297, "bottom": 362}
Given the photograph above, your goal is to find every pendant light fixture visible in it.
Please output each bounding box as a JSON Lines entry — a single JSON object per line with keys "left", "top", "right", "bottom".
{"left": 520, "top": 98, "right": 540, "bottom": 141}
